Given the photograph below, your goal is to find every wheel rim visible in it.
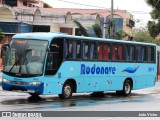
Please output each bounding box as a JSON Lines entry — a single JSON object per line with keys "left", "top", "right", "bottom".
{"left": 125, "top": 82, "right": 131, "bottom": 94}
{"left": 64, "top": 85, "right": 71, "bottom": 98}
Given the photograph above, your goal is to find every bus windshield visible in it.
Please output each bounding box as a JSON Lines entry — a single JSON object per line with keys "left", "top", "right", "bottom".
{"left": 3, "top": 39, "right": 48, "bottom": 77}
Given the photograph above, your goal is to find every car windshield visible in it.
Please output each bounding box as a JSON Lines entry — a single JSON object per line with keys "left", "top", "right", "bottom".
{"left": 3, "top": 39, "right": 48, "bottom": 77}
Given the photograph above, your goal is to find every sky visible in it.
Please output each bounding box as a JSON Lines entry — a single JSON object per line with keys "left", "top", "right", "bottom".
{"left": 42, "top": 0, "right": 153, "bottom": 28}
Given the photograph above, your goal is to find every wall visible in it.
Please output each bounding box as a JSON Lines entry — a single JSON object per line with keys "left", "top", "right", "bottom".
{"left": 0, "top": 8, "right": 15, "bottom": 22}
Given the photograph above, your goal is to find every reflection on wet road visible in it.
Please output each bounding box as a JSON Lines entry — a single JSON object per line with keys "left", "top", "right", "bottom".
{"left": 0, "top": 82, "right": 160, "bottom": 111}
{"left": 1, "top": 86, "right": 160, "bottom": 111}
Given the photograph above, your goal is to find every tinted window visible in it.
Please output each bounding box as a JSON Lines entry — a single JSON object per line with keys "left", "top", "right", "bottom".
{"left": 136, "top": 46, "right": 147, "bottom": 62}
{"left": 64, "top": 40, "right": 81, "bottom": 59}
{"left": 90, "top": 42, "right": 97, "bottom": 60}
{"left": 76, "top": 41, "right": 81, "bottom": 59}
{"left": 82, "top": 42, "right": 89, "bottom": 59}
{"left": 97, "top": 43, "right": 103, "bottom": 60}
{"left": 112, "top": 44, "right": 123, "bottom": 61}
{"left": 142, "top": 46, "right": 147, "bottom": 62}
{"left": 104, "top": 43, "right": 110, "bottom": 61}
{"left": 148, "top": 47, "right": 155, "bottom": 62}
{"left": 125, "top": 45, "right": 135, "bottom": 61}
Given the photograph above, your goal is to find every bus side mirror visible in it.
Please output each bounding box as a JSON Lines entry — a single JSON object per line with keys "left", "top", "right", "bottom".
{"left": 1, "top": 44, "right": 10, "bottom": 58}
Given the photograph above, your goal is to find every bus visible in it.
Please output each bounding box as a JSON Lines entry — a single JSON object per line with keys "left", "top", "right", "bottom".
{"left": 1, "top": 32, "right": 157, "bottom": 99}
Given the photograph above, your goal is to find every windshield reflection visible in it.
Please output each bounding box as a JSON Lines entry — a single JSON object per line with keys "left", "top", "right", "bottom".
{"left": 3, "top": 39, "right": 48, "bottom": 77}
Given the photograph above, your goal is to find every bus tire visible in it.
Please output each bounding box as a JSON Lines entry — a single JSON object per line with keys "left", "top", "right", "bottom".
{"left": 122, "top": 80, "right": 132, "bottom": 96}
{"left": 116, "top": 80, "right": 132, "bottom": 96}
{"left": 59, "top": 82, "right": 73, "bottom": 99}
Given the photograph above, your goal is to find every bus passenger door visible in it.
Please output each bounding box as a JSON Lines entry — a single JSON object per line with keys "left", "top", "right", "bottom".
{"left": 45, "top": 38, "right": 64, "bottom": 94}
{"left": 46, "top": 38, "right": 64, "bottom": 75}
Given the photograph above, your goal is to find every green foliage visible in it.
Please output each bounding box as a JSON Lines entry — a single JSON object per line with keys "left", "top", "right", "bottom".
{"left": 0, "top": 32, "right": 5, "bottom": 41}
{"left": 150, "top": 9, "right": 160, "bottom": 19}
{"left": 146, "top": 0, "right": 160, "bottom": 38}
{"left": 43, "top": 3, "right": 52, "bottom": 8}
{"left": 147, "top": 21, "right": 159, "bottom": 38}
{"left": 146, "top": 0, "right": 160, "bottom": 11}
{"left": 115, "top": 30, "right": 129, "bottom": 40}
{"left": 133, "top": 27, "right": 154, "bottom": 43}
{"left": 74, "top": 20, "right": 129, "bottom": 40}
{"left": 106, "top": 19, "right": 115, "bottom": 39}
{"left": 92, "top": 23, "right": 102, "bottom": 38}
{"left": 73, "top": 20, "right": 89, "bottom": 37}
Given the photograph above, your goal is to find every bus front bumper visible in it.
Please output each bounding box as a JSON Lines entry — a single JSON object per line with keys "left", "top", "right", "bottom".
{"left": 2, "top": 80, "right": 44, "bottom": 95}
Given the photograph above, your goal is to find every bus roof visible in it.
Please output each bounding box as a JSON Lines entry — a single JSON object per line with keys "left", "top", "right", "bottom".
{"left": 13, "top": 32, "right": 157, "bottom": 46}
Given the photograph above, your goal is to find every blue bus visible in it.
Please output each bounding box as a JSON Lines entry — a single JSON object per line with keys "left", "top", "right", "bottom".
{"left": 1, "top": 32, "right": 157, "bottom": 99}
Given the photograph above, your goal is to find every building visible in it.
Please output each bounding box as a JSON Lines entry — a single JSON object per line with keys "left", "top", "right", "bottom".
{"left": 0, "top": 1, "right": 135, "bottom": 68}
{"left": 0, "top": 0, "right": 45, "bottom": 8}
{"left": 41, "top": 8, "right": 134, "bottom": 39}
{"left": 0, "top": 5, "right": 135, "bottom": 41}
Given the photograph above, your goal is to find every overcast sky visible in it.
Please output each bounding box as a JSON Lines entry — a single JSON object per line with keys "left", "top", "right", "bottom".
{"left": 42, "top": 0, "right": 153, "bottom": 28}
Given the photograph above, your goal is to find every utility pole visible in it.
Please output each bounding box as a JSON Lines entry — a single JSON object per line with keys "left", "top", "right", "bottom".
{"left": 110, "top": 0, "right": 114, "bottom": 38}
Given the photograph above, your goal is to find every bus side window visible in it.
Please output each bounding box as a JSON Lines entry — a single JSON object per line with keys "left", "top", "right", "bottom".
{"left": 148, "top": 47, "right": 155, "bottom": 62}
{"left": 104, "top": 43, "right": 110, "bottom": 61}
{"left": 118, "top": 44, "right": 123, "bottom": 60}
{"left": 124, "top": 45, "right": 136, "bottom": 62}
{"left": 90, "top": 42, "right": 96, "bottom": 60}
{"left": 125, "top": 45, "right": 129, "bottom": 61}
{"left": 82, "top": 42, "right": 89, "bottom": 59}
{"left": 68, "top": 40, "right": 73, "bottom": 59}
{"left": 72, "top": 41, "right": 76, "bottom": 59}
{"left": 112, "top": 44, "right": 123, "bottom": 61}
{"left": 137, "top": 46, "right": 142, "bottom": 61}
{"left": 76, "top": 41, "right": 81, "bottom": 59}
{"left": 111, "top": 44, "right": 116, "bottom": 61}
{"left": 64, "top": 39, "right": 76, "bottom": 59}
{"left": 142, "top": 46, "right": 147, "bottom": 62}
{"left": 97, "top": 43, "right": 103, "bottom": 60}
{"left": 130, "top": 45, "right": 136, "bottom": 61}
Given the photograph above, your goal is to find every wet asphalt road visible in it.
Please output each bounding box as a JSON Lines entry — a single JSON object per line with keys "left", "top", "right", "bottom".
{"left": 0, "top": 82, "right": 160, "bottom": 112}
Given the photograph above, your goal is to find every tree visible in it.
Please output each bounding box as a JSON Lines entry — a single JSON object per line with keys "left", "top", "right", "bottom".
{"left": 147, "top": 21, "right": 159, "bottom": 38}
{"left": 73, "top": 20, "right": 89, "bottom": 37}
{"left": 92, "top": 23, "right": 102, "bottom": 38}
{"left": 106, "top": 19, "right": 115, "bottom": 39}
{"left": 43, "top": 3, "right": 52, "bottom": 8}
{"left": 132, "top": 27, "right": 154, "bottom": 43}
{"left": 0, "top": 32, "right": 5, "bottom": 41}
{"left": 115, "top": 30, "right": 129, "bottom": 40}
{"left": 146, "top": 0, "right": 160, "bottom": 38}
{"left": 73, "top": 20, "right": 130, "bottom": 40}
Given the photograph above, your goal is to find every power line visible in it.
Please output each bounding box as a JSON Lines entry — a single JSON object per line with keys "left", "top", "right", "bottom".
{"left": 55, "top": 0, "right": 151, "bottom": 14}
{"left": 56, "top": 0, "right": 107, "bottom": 9}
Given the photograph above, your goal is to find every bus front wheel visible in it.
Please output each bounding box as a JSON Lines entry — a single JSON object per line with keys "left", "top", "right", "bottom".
{"left": 59, "top": 82, "right": 73, "bottom": 99}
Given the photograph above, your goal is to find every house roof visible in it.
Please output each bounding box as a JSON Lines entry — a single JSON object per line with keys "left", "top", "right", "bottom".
{"left": 39, "top": 8, "right": 128, "bottom": 17}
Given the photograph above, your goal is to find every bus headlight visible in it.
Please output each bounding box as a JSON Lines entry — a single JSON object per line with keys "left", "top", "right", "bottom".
{"left": 2, "top": 78, "right": 9, "bottom": 83}
{"left": 29, "top": 82, "right": 42, "bottom": 86}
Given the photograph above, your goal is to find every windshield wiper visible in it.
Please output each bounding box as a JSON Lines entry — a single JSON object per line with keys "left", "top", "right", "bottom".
{"left": 9, "top": 54, "right": 21, "bottom": 73}
{"left": 9, "top": 49, "right": 32, "bottom": 74}
{"left": 22, "top": 49, "right": 32, "bottom": 75}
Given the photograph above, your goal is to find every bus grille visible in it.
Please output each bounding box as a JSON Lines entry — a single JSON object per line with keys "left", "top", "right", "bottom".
{"left": 10, "top": 81, "right": 30, "bottom": 85}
